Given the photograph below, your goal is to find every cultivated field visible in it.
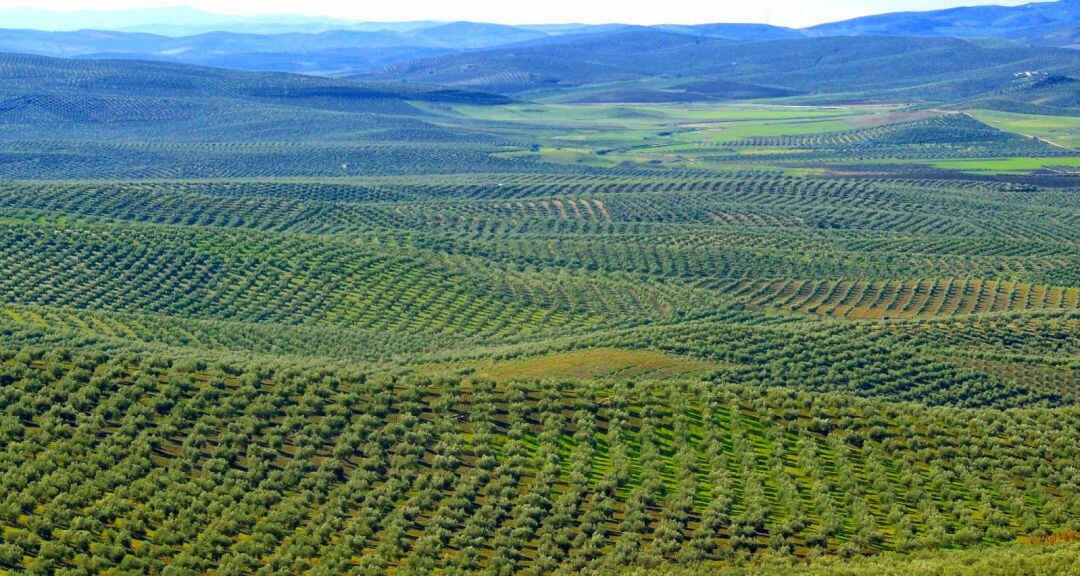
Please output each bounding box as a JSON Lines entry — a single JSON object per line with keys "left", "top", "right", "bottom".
{"left": 0, "top": 50, "right": 1076, "bottom": 574}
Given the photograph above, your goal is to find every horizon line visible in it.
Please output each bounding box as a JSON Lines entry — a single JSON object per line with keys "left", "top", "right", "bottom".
{"left": 0, "top": 0, "right": 1053, "bottom": 30}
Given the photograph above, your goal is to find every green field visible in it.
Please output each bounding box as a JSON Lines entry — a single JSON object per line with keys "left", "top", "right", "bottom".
{"left": 969, "top": 108, "right": 1080, "bottom": 149}
{"left": 448, "top": 103, "right": 1078, "bottom": 174}
{"left": 927, "top": 155, "right": 1080, "bottom": 173}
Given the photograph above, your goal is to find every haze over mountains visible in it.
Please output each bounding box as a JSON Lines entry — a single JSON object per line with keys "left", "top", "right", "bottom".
{"left": 0, "top": 1, "right": 1075, "bottom": 77}
{"left": 5, "top": 1, "right": 1076, "bottom": 41}
{"left": 0, "top": 1, "right": 1074, "bottom": 114}
{"left": 0, "top": 6, "right": 395, "bottom": 35}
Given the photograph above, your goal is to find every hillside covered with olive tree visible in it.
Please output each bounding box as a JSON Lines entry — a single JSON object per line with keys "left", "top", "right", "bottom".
{"left": 0, "top": 2, "right": 1077, "bottom": 574}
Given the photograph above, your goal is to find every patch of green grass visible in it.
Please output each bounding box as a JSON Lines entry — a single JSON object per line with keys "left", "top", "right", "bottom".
{"left": 968, "top": 109, "right": 1080, "bottom": 150}
{"left": 442, "top": 101, "right": 892, "bottom": 151}
{"left": 422, "top": 347, "right": 727, "bottom": 381}
{"left": 927, "top": 156, "right": 1080, "bottom": 174}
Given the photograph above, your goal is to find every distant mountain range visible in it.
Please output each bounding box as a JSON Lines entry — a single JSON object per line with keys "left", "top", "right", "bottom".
{"left": 0, "top": 1, "right": 1075, "bottom": 108}
{"left": 0, "top": 1, "right": 1074, "bottom": 44}
{"left": 0, "top": 21, "right": 813, "bottom": 75}
{"left": 0, "top": 7, "right": 401, "bottom": 36}
{"left": 0, "top": 2, "right": 1074, "bottom": 77}
{"left": 0, "top": 23, "right": 572, "bottom": 75}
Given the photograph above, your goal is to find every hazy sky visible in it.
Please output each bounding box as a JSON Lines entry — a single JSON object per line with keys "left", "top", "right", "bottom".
{"left": 0, "top": 0, "right": 1037, "bottom": 27}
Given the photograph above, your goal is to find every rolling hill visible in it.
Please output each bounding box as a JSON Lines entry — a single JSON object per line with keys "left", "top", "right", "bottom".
{"left": 0, "top": 27, "right": 525, "bottom": 75}
{"left": 807, "top": 0, "right": 1080, "bottom": 47}
{"left": 0, "top": 6, "right": 425, "bottom": 35}
{"left": 4, "top": 3, "right": 1074, "bottom": 81}
{"left": 361, "top": 31, "right": 1080, "bottom": 101}
{"left": 0, "top": 53, "right": 509, "bottom": 142}
{"left": 961, "top": 73, "right": 1080, "bottom": 114}
{"left": 0, "top": 1, "right": 1075, "bottom": 81}
{"left": 658, "top": 23, "right": 807, "bottom": 40}
{"left": 0, "top": 4, "right": 1077, "bottom": 575}
{"left": 0, "top": 23, "right": 817, "bottom": 76}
